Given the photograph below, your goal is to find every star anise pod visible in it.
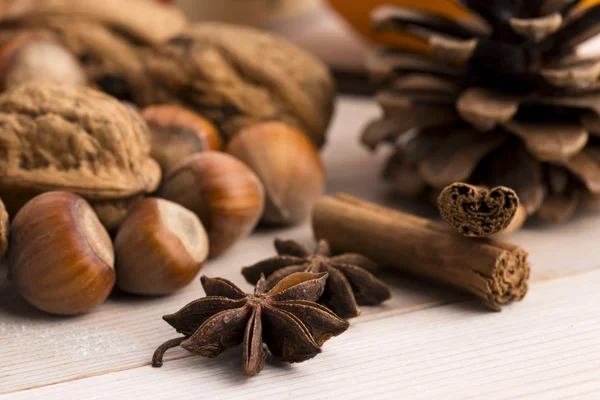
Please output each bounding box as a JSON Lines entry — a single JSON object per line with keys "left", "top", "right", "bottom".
{"left": 241, "top": 239, "right": 392, "bottom": 319}
{"left": 152, "top": 272, "right": 349, "bottom": 376}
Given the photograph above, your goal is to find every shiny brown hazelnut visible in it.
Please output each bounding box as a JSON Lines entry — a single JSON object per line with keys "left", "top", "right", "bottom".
{"left": 226, "top": 121, "right": 325, "bottom": 225}
{"left": 7, "top": 192, "right": 115, "bottom": 315}
{"left": 158, "top": 152, "right": 264, "bottom": 258}
{"left": 142, "top": 105, "right": 222, "bottom": 173}
{"left": 114, "top": 198, "right": 209, "bottom": 295}
{"left": 0, "top": 37, "right": 87, "bottom": 89}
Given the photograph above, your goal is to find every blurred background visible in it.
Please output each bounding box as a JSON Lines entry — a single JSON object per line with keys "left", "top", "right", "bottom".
{"left": 169, "top": 0, "right": 600, "bottom": 74}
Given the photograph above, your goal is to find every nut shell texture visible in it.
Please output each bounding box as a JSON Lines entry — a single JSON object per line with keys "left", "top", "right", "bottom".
{"left": 90, "top": 195, "right": 143, "bottom": 233}
{"left": 142, "top": 105, "right": 222, "bottom": 174}
{"left": 115, "top": 198, "right": 209, "bottom": 295}
{"left": 159, "top": 152, "right": 265, "bottom": 258}
{"left": 0, "top": 82, "right": 161, "bottom": 214}
{"left": 0, "top": 0, "right": 188, "bottom": 105}
{"left": 227, "top": 122, "right": 325, "bottom": 225}
{"left": 8, "top": 192, "right": 115, "bottom": 315}
{"left": 0, "top": 0, "right": 187, "bottom": 46}
{"left": 145, "top": 22, "right": 335, "bottom": 147}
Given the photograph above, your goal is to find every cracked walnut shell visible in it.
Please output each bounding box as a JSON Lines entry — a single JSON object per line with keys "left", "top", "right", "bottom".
{"left": 0, "top": 82, "right": 161, "bottom": 222}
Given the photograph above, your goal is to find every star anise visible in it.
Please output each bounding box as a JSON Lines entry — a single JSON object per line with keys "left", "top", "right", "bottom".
{"left": 152, "top": 272, "right": 349, "bottom": 376}
{"left": 242, "top": 239, "right": 392, "bottom": 319}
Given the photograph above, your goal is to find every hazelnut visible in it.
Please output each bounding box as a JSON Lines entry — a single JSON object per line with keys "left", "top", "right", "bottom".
{"left": 0, "top": 197, "right": 8, "bottom": 260}
{"left": 142, "top": 105, "right": 222, "bottom": 173}
{"left": 158, "top": 152, "right": 264, "bottom": 258}
{"left": 7, "top": 192, "right": 115, "bottom": 315}
{"left": 0, "top": 37, "right": 87, "bottom": 90}
{"left": 91, "top": 196, "right": 144, "bottom": 233}
{"left": 115, "top": 198, "right": 209, "bottom": 295}
{"left": 226, "top": 122, "right": 325, "bottom": 225}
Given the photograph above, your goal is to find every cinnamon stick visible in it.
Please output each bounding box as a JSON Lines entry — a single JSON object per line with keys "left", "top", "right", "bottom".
{"left": 437, "top": 183, "right": 519, "bottom": 237}
{"left": 312, "top": 194, "right": 530, "bottom": 309}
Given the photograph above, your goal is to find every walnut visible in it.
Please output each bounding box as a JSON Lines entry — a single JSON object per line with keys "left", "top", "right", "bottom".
{"left": 144, "top": 23, "right": 336, "bottom": 147}
{"left": 0, "top": 82, "right": 161, "bottom": 228}
{"left": 0, "top": 0, "right": 188, "bottom": 104}
{"left": 0, "top": 20, "right": 154, "bottom": 105}
{"left": 0, "top": 0, "right": 187, "bottom": 46}
{"left": 36, "top": 18, "right": 154, "bottom": 105}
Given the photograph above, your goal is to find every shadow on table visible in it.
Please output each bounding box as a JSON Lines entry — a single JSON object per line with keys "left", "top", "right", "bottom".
{"left": 0, "top": 265, "right": 62, "bottom": 321}
{"left": 372, "top": 270, "right": 498, "bottom": 316}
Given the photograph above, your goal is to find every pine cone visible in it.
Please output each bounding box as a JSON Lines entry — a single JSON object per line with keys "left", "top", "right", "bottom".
{"left": 364, "top": 1, "right": 600, "bottom": 224}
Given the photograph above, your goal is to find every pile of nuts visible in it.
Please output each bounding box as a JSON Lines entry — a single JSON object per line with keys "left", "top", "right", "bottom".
{"left": 0, "top": 73, "right": 326, "bottom": 317}
{"left": 0, "top": 1, "right": 334, "bottom": 316}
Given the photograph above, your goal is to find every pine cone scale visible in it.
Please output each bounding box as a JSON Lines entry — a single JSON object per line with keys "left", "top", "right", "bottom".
{"left": 365, "top": 1, "right": 600, "bottom": 225}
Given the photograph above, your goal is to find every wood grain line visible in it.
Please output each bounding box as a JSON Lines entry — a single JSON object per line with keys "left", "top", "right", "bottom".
{"left": 3, "top": 268, "right": 600, "bottom": 396}
{"left": 4, "top": 270, "right": 599, "bottom": 400}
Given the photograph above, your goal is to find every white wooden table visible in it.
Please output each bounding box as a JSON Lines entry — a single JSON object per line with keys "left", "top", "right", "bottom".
{"left": 1, "top": 97, "right": 600, "bottom": 399}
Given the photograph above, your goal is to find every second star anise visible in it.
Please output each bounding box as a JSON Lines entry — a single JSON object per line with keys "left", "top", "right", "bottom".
{"left": 242, "top": 239, "right": 392, "bottom": 319}
{"left": 152, "top": 272, "right": 349, "bottom": 376}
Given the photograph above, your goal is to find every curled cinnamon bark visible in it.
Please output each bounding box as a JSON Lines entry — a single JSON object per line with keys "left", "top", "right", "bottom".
{"left": 313, "top": 194, "right": 530, "bottom": 310}
{"left": 438, "top": 183, "right": 519, "bottom": 237}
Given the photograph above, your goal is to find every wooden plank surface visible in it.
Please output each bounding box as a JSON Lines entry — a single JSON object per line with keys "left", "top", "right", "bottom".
{"left": 1, "top": 97, "right": 600, "bottom": 398}
{"left": 6, "top": 270, "right": 600, "bottom": 399}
